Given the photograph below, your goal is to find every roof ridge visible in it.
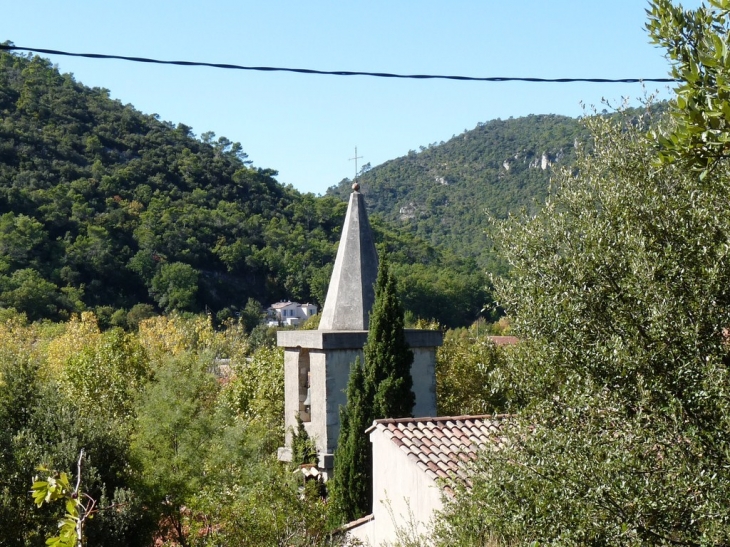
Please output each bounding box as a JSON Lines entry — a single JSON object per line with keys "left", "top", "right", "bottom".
{"left": 366, "top": 413, "right": 514, "bottom": 433}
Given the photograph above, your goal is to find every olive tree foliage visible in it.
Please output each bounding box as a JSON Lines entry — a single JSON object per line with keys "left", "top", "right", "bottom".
{"left": 434, "top": 110, "right": 730, "bottom": 546}
{"left": 648, "top": 0, "right": 730, "bottom": 174}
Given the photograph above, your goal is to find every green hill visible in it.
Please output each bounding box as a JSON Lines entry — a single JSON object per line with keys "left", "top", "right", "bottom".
{"left": 328, "top": 109, "right": 665, "bottom": 271}
{"left": 328, "top": 114, "right": 588, "bottom": 271}
{"left": 0, "top": 50, "right": 488, "bottom": 328}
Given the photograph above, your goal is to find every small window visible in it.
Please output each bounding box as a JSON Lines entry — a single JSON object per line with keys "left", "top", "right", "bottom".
{"left": 298, "top": 349, "right": 311, "bottom": 422}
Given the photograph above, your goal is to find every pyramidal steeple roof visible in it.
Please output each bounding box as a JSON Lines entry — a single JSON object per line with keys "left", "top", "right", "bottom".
{"left": 319, "top": 186, "right": 379, "bottom": 330}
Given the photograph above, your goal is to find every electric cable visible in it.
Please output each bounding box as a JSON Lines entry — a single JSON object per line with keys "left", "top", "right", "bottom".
{"left": 0, "top": 44, "right": 679, "bottom": 84}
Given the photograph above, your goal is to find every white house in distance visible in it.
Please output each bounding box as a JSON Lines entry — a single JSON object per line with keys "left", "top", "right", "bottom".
{"left": 267, "top": 301, "right": 317, "bottom": 326}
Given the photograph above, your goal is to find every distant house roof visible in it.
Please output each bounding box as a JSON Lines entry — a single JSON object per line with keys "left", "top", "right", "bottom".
{"left": 487, "top": 336, "right": 519, "bottom": 346}
{"left": 269, "top": 301, "right": 316, "bottom": 310}
{"left": 367, "top": 414, "right": 510, "bottom": 492}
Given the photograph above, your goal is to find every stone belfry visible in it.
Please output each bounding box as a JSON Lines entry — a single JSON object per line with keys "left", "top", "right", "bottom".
{"left": 277, "top": 184, "right": 442, "bottom": 472}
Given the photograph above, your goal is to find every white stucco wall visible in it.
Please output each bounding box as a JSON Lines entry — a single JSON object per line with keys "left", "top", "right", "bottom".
{"left": 353, "top": 427, "right": 443, "bottom": 546}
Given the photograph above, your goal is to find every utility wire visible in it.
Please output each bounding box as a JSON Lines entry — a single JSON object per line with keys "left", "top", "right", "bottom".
{"left": 1, "top": 44, "right": 679, "bottom": 84}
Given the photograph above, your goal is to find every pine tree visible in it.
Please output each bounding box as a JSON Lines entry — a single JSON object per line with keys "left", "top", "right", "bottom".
{"left": 328, "top": 255, "right": 415, "bottom": 525}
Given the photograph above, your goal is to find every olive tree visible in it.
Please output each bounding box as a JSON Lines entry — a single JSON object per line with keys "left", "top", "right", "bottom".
{"left": 434, "top": 108, "right": 730, "bottom": 546}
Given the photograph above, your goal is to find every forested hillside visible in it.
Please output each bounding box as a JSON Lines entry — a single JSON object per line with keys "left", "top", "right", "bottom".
{"left": 328, "top": 107, "right": 666, "bottom": 270}
{"left": 0, "top": 50, "right": 488, "bottom": 327}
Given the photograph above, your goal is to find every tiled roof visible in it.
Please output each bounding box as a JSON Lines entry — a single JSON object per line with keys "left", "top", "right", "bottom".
{"left": 487, "top": 336, "right": 519, "bottom": 346}
{"left": 368, "top": 415, "right": 510, "bottom": 492}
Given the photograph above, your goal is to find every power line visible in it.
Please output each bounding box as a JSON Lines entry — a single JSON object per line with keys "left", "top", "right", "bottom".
{"left": 0, "top": 44, "right": 679, "bottom": 84}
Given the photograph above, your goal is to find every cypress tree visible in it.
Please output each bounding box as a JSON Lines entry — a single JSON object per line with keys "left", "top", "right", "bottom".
{"left": 328, "top": 255, "right": 414, "bottom": 525}
{"left": 364, "top": 254, "right": 415, "bottom": 419}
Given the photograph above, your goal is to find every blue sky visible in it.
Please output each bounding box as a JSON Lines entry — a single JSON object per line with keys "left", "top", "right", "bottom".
{"left": 2, "top": 1, "right": 699, "bottom": 195}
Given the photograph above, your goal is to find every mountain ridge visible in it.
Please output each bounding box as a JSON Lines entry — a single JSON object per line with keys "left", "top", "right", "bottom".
{"left": 328, "top": 106, "right": 666, "bottom": 271}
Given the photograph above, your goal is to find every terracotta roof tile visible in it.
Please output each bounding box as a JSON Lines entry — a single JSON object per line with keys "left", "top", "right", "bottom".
{"left": 487, "top": 336, "right": 519, "bottom": 346}
{"left": 372, "top": 414, "right": 511, "bottom": 491}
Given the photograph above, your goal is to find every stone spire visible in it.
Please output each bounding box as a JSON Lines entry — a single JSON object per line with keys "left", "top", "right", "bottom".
{"left": 319, "top": 184, "right": 379, "bottom": 330}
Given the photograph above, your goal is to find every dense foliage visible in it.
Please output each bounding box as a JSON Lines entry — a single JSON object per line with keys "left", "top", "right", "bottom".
{"left": 328, "top": 107, "right": 670, "bottom": 277}
{"left": 0, "top": 47, "right": 348, "bottom": 321}
{"left": 648, "top": 0, "right": 730, "bottom": 173}
{"left": 432, "top": 8, "right": 730, "bottom": 542}
{"left": 0, "top": 311, "right": 335, "bottom": 546}
{"left": 436, "top": 324, "right": 512, "bottom": 416}
{"left": 328, "top": 114, "right": 590, "bottom": 271}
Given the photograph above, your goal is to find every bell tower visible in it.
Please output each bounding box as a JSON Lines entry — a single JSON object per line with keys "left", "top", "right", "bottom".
{"left": 277, "top": 185, "right": 442, "bottom": 473}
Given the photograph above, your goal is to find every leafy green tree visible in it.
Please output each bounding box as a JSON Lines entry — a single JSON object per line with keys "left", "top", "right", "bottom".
{"left": 219, "top": 344, "right": 285, "bottom": 435}
{"left": 436, "top": 328, "right": 510, "bottom": 416}
{"left": 61, "top": 328, "right": 151, "bottom": 421}
{"left": 208, "top": 457, "right": 333, "bottom": 546}
{"left": 31, "top": 451, "right": 94, "bottom": 547}
{"left": 648, "top": 0, "right": 730, "bottom": 173}
{"left": 0, "top": 212, "right": 47, "bottom": 272}
{"left": 125, "top": 303, "right": 156, "bottom": 330}
{"left": 150, "top": 262, "right": 199, "bottom": 313}
{"left": 129, "top": 323, "right": 330, "bottom": 546}
{"left": 0, "top": 268, "right": 61, "bottom": 321}
{"left": 0, "top": 351, "right": 49, "bottom": 545}
{"left": 131, "top": 353, "right": 217, "bottom": 547}
{"left": 240, "top": 297, "right": 264, "bottom": 333}
{"left": 435, "top": 106, "right": 730, "bottom": 545}
{"left": 0, "top": 345, "right": 151, "bottom": 546}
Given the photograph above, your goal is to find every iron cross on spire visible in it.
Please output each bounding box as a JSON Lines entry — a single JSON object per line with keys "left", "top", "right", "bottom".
{"left": 349, "top": 147, "right": 363, "bottom": 183}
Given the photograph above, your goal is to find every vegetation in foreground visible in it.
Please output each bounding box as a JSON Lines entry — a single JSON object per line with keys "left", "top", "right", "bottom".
{"left": 0, "top": 302, "right": 510, "bottom": 546}
{"left": 0, "top": 311, "right": 336, "bottom": 546}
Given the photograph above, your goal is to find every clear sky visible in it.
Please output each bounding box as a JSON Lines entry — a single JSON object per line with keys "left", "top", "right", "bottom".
{"left": 2, "top": 1, "right": 699, "bottom": 195}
